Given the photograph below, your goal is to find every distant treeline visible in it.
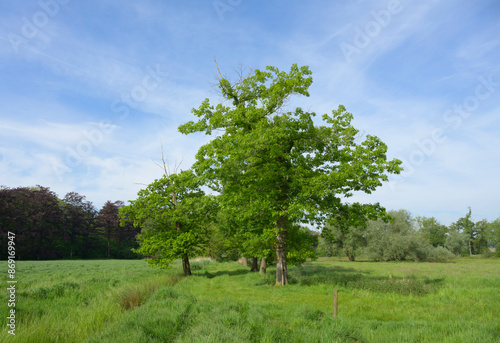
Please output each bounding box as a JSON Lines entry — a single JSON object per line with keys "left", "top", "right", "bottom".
{"left": 0, "top": 185, "right": 140, "bottom": 260}
{"left": 319, "top": 208, "right": 500, "bottom": 261}
{"left": 1, "top": 185, "right": 498, "bottom": 262}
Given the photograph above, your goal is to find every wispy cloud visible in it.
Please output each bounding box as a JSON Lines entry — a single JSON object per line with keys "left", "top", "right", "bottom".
{"left": 0, "top": 0, "right": 499, "bottom": 224}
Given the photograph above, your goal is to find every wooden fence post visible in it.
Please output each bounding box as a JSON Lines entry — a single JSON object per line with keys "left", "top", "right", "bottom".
{"left": 334, "top": 289, "right": 338, "bottom": 318}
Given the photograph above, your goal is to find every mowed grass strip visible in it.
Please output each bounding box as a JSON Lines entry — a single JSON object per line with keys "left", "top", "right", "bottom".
{"left": 1, "top": 258, "right": 499, "bottom": 342}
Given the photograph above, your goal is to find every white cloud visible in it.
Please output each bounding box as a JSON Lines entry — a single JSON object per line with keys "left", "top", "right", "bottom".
{"left": 0, "top": 0, "right": 499, "bottom": 224}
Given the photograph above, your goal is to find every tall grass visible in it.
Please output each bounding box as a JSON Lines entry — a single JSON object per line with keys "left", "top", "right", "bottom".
{"left": 1, "top": 258, "right": 499, "bottom": 342}
{"left": 0, "top": 260, "right": 181, "bottom": 342}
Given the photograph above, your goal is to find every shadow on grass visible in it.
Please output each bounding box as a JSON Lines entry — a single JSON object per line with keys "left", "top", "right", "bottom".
{"left": 289, "top": 264, "right": 445, "bottom": 296}
{"left": 189, "top": 261, "right": 445, "bottom": 296}
{"left": 196, "top": 268, "right": 251, "bottom": 279}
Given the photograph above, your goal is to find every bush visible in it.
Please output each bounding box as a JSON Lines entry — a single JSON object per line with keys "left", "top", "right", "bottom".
{"left": 481, "top": 250, "right": 494, "bottom": 258}
{"left": 364, "top": 210, "right": 455, "bottom": 261}
{"left": 427, "top": 246, "right": 456, "bottom": 260}
{"left": 445, "top": 231, "right": 469, "bottom": 256}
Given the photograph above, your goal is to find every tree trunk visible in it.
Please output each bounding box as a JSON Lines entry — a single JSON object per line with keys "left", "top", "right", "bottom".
{"left": 240, "top": 257, "right": 248, "bottom": 266}
{"left": 107, "top": 238, "right": 110, "bottom": 259}
{"left": 250, "top": 257, "right": 258, "bottom": 272}
{"left": 259, "top": 257, "right": 267, "bottom": 274}
{"left": 275, "top": 216, "right": 288, "bottom": 286}
{"left": 182, "top": 254, "right": 192, "bottom": 276}
{"left": 344, "top": 246, "right": 355, "bottom": 261}
{"left": 117, "top": 234, "right": 122, "bottom": 258}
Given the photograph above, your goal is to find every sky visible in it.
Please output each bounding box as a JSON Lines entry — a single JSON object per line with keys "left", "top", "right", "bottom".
{"left": 0, "top": 0, "right": 499, "bottom": 226}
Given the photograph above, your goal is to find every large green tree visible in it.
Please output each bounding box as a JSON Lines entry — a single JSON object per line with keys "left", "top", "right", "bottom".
{"left": 451, "top": 207, "right": 476, "bottom": 256}
{"left": 119, "top": 169, "right": 217, "bottom": 276}
{"left": 415, "top": 215, "right": 448, "bottom": 247}
{"left": 473, "top": 219, "right": 490, "bottom": 254}
{"left": 489, "top": 217, "right": 500, "bottom": 256}
{"left": 179, "top": 64, "right": 402, "bottom": 285}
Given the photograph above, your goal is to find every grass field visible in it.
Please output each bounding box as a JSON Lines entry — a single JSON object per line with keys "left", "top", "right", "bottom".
{"left": 1, "top": 257, "right": 499, "bottom": 342}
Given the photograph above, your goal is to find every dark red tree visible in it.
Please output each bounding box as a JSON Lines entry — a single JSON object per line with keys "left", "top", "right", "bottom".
{"left": 96, "top": 200, "right": 123, "bottom": 259}
{"left": 0, "top": 186, "right": 65, "bottom": 259}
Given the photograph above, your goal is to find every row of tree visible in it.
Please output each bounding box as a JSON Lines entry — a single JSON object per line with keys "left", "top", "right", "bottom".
{"left": 320, "top": 208, "right": 500, "bottom": 261}
{"left": 1, "top": 184, "right": 497, "bottom": 277}
{"left": 118, "top": 63, "right": 403, "bottom": 285}
{"left": 118, "top": 167, "right": 320, "bottom": 277}
{"left": 5, "top": 64, "right": 495, "bottom": 287}
{"left": 0, "top": 186, "right": 140, "bottom": 260}
{"left": 119, "top": 64, "right": 500, "bottom": 284}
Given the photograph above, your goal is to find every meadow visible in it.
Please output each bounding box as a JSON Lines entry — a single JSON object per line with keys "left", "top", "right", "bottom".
{"left": 1, "top": 257, "right": 499, "bottom": 342}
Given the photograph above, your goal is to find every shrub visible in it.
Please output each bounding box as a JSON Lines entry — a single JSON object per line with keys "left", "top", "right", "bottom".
{"left": 481, "top": 250, "right": 494, "bottom": 258}
{"left": 427, "top": 246, "right": 456, "bottom": 261}
{"left": 445, "top": 231, "right": 469, "bottom": 256}
{"left": 364, "top": 210, "right": 455, "bottom": 261}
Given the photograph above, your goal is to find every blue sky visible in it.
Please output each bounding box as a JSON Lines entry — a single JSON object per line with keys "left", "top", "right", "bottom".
{"left": 0, "top": 0, "right": 499, "bottom": 226}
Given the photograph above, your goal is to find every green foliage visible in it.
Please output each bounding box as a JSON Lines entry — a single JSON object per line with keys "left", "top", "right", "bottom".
{"left": 445, "top": 230, "right": 470, "bottom": 256}
{"left": 120, "top": 170, "right": 218, "bottom": 271}
{"left": 321, "top": 223, "right": 365, "bottom": 260}
{"left": 447, "top": 209, "right": 497, "bottom": 256}
{"left": 365, "top": 209, "right": 419, "bottom": 261}
{"left": 212, "top": 205, "right": 275, "bottom": 264}
{"left": 286, "top": 225, "right": 318, "bottom": 265}
{"left": 481, "top": 250, "right": 494, "bottom": 258}
{"left": 473, "top": 219, "right": 490, "bottom": 254}
{"left": 179, "top": 64, "right": 402, "bottom": 284}
{"left": 321, "top": 203, "right": 384, "bottom": 261}
{"left": 0, "top": 186, "right": 140, "bottom": 260}
{"left": 451, "top": 207, "right": 476, "bottom": 255}
{"left": 208, "top": 231, "right": 242, "bottom": 262}
{"left": 365, "top": 210, "right": 455, "bottom": 261}
{"left": 0, "top": 185, "right": 66, "bottom": 259}
{"left": 316, "top": 235, "right": 336, "bottom": 257}
{"left": 490, "top": 217, "right": 500, "bottom": 251}
{"left": 427, "top": 246, "right": 457, "bottom": 260}
{"left": 415, "top": 215, "right": 448, "bottom": 247}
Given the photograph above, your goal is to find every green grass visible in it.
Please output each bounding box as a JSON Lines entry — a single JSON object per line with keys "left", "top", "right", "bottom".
{"left": 1, "top": 258, "right": 499, "bottom": 342}
{"left": 0, "top": 260, "right": 181, "bottom": 342}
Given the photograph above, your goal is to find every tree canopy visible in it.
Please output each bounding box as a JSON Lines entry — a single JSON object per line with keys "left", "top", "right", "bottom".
{"left": 119, "top": 169, "right": 218, "bottom": 276}
{"left": 179, "top": 64, "right": 402, "bottom": 284}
